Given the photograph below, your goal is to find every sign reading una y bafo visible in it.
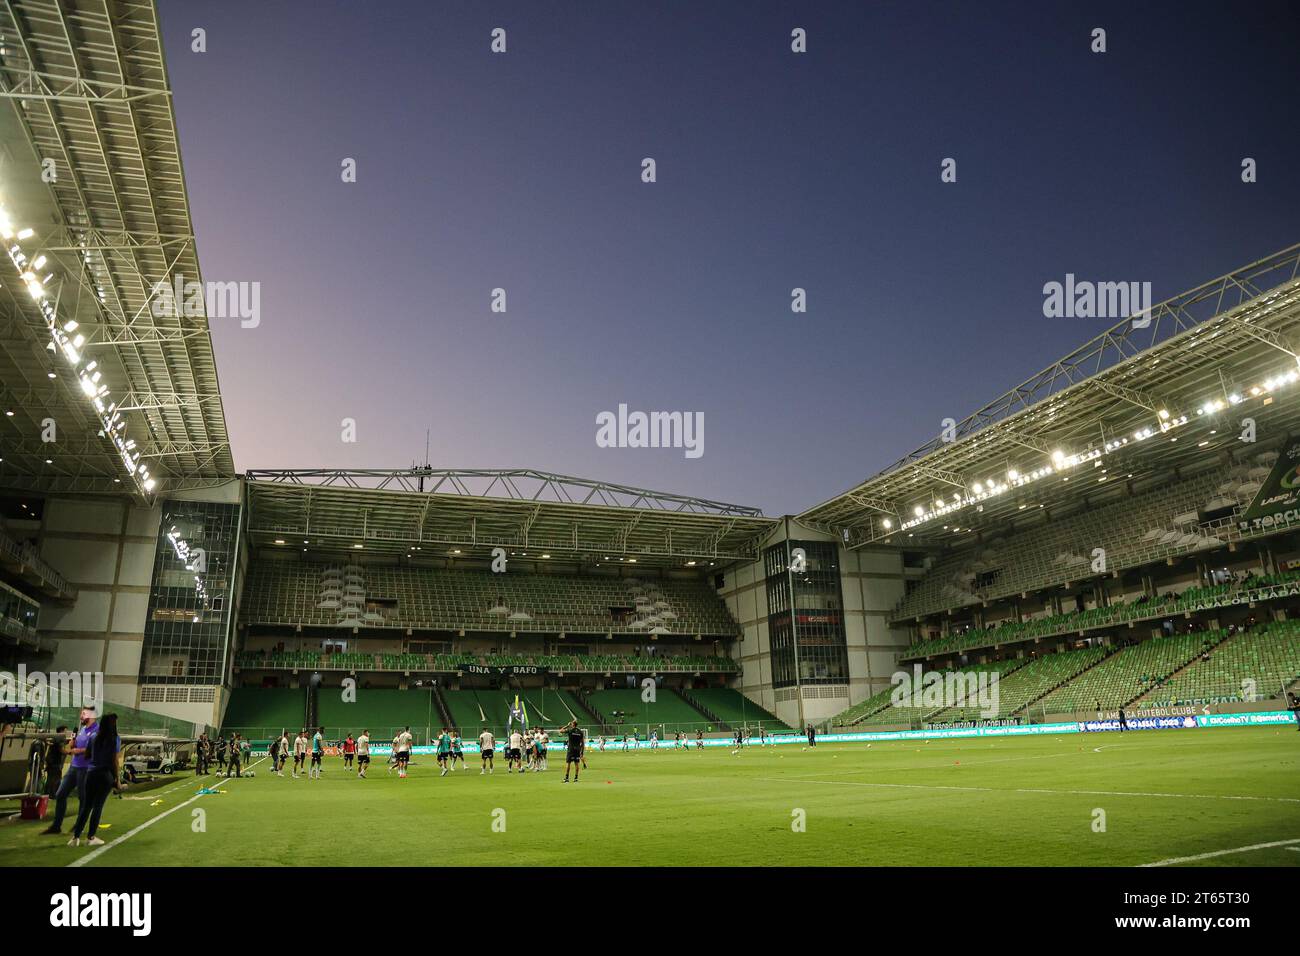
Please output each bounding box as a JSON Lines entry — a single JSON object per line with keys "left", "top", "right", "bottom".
{"left": 463, "top": 664, "right": 544, "bottom": 677}
{"left": 1239, "top": 437, "right": 1300, "bottom": 533}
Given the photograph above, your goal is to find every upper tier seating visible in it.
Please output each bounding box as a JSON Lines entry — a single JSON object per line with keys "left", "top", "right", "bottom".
{"left": 899, "top": 569, "right": 1300, "bottom": 660}
{"left": 241, "top": 562, "right": 738, "bottom": 636}
{"left": 893, "top": 454, "right": 1283, "bottom": 624}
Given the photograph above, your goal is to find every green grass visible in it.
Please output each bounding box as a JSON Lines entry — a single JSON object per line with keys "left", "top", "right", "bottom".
{"left": 3, "top": 727, "right": 1298, "bottom": 867}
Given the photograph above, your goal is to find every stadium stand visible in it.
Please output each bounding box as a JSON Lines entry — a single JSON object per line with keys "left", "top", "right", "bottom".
{"left": 899, "top": 568, "right": 1300, "bottom": 661}
{"left": 925, "top": 645, "right": 1109, "bottom": 722}
{"left": 832, "top": 619, "right": 1300, "bottom": 727}
{"left": 586, "top": 688, "right": 713, "bottom": 734}
{"left": 688, "top": 688, "right": 790, "bottom": 730}
{"left": 439, "top": 689, "right": 493, "bottom": 732}
{"left": 241, "top": 562, "right": 738, "bottom": 636}
{"left": 551, "top": 689, "right": 601, "bottom": 724}
{"left": 1037, "top": 630, "right": 1227, "bottom": 714}
{"left": 222, "top": 687, "right": 308, "bottom": 736}
{"left": 234, "top": 650, "right": 738, "bottom": 674}
{"left": 1135, "top": 620, "right": 1300, "bottom": 708}
{"left": 829, "top": 685, "right": 899, "bottom": 726}
{"left": 854, "top": 661, "right": 1017, "bottom": 727}
{"left": 892, "top": 459, "right": 1277, "bottom": 625}
{"left": 315, "top": 688, "right": 432, "bottom": 741}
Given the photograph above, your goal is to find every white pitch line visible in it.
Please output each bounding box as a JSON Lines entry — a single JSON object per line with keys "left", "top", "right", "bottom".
{"left": 754, "top": 775, "right": 1300, "bottom": 804}
{"left": 1139, "top": 838, "right": 1300, "bottom": 867}
{"left": 68, "top": 758, "right": 266, "bottom": 868}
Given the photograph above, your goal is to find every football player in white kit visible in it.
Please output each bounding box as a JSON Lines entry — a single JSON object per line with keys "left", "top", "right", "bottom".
{"left": 356, "top": 730, "right": 371, "bottom": 778}
{"left": 507, "top": 728, "right": 524, "bottom": 773}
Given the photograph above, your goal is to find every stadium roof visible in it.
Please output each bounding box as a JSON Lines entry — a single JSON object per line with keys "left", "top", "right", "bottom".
{"left": 800, "top": 243, "right": 1300, "bottom": 548}
{"left": 245, "top": 468, "right": 777, "bottom": 567}
{"left": 0, "top": 0, "right": 233, "bottom": 500}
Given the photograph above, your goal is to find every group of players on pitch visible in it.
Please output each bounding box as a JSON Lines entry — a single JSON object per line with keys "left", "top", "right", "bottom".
{"left": 263, "top": 720, "right": 590, "bottom": 783}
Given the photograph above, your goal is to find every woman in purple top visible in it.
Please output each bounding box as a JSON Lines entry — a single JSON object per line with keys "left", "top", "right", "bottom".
{"left": 69, "top": 713, "right": 123, "bottom": 847}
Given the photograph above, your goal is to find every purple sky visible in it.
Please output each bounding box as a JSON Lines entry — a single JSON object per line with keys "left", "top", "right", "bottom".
{"left": 160, "top": 1, "right": 1300, "bottom": 515}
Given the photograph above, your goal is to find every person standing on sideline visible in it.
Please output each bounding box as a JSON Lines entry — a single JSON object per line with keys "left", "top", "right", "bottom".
{"left": 42, "top": 708, "right": 97, "bottom": 836}
{"left": 43, "top": 726, "right": 69, "bottom": 797}
{"left": 68, "top": 713, "right": 123, "bottom": 847}
{"left": 226, "top": 733, "right": 244, "bottom": 777}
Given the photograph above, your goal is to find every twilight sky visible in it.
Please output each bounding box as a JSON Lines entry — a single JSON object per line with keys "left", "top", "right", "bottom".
{"left": 158, "top": 0, "right": 1300, "bottom": 516}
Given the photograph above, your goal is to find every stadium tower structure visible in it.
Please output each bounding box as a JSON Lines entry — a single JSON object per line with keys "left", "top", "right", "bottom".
{"left": 1, "top": 0, "right": 1299, "bottom": 738}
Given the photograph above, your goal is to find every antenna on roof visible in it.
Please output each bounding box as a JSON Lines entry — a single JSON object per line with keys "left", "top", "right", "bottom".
{"left": 415, "top": 429, "right": 433, "bottom": 492}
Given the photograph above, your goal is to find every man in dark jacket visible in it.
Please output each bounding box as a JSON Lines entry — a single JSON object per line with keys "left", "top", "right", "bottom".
{"left": 43, "top": 726, "right": 69, "bottom": 796}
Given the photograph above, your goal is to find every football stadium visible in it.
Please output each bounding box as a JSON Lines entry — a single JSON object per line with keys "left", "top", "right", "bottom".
{"left": 0, "top": 0, "right": 1297, "bottom": 923}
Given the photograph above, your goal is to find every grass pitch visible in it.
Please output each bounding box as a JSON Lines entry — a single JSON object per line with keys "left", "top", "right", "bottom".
{"left": 3, "top": 726, "right": 1298, "bottom": 867}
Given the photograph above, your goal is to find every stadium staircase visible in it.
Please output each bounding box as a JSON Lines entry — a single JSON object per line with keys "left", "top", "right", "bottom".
{"left": 573, "top": 688, "right": 608, "bottom": 729}
{"left": 1131, "top": 621, "right": 1300, "bottom": 709}
{"left": 673, "top": 686, "right": 726, "bottom": 730}
{"left": 431, "top": 683, "right": 455, "bottom": 732}
{"left": 1007, "top": 646, "right": 1115, "bottom": 717}
{"left": 1115, "top": 630, "right": 1232, "bottom": 710}
{"left": 566, "top": 690, "right": 601, "bottom": 725}
{"left": 832, "top": 686, "right": 898, "bottom": 726}
{"left": 1035, "top": 630, "right": 1229, "bottom": 715}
